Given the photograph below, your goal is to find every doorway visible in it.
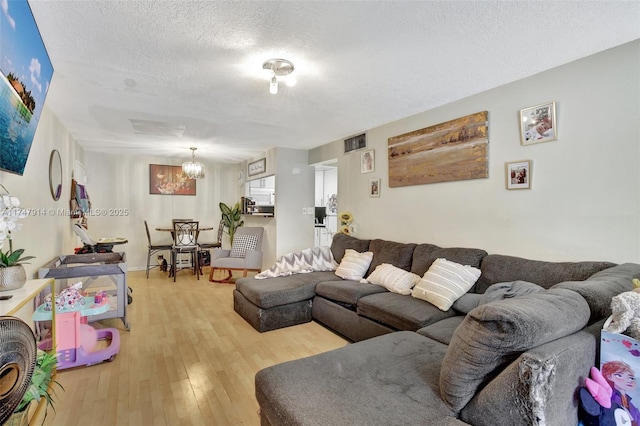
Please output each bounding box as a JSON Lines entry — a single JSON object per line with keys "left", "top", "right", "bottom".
{"left": 314, "top": 160, "right": 338, "bottom": 247}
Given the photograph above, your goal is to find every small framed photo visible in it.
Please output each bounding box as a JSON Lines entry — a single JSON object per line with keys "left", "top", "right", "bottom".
{"left": 505, "top": 160, "right": 531, "bottom": 190}
{"left": 369, "top": 178, "right": 381, "bottom": 197}
{"left": 248, "top": 158, "right": 266, "bottom": 176}
{"left": 361, "top": 150, "right": 375, "bottom": 173}
{"left": 519, "top": 101, "right": 557, "bottom": 146}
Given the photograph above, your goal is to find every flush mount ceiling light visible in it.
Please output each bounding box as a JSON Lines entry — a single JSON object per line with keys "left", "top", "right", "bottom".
{"left": 262, "top": 58, "right": 294, "bottom": 95}
{"left": 182, "top": 147, "right": 205, "bottom": 179}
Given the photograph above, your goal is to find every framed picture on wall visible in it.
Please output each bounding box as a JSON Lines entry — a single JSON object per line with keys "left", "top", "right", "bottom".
{"left": 149, "top": 164, "right": 196, "bottom": 195}
{"left": 248, "top": 158, "right": 266, "bottom": 176}
{"left": 361, "top": 150, "right": 374, "bottom": 173}
{"left": 505, "top": 160, "right": 531, "bottom": 190}
{"left": 519, "top": 102, "right": 557, "bottom": 146}
{"left": 369, "top": 178, "right": 381, "bottom": 197}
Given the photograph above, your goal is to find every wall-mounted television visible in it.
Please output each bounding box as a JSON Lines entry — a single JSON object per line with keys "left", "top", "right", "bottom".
{"left": 0, "top": 0, "right": 54, "bottom": 175}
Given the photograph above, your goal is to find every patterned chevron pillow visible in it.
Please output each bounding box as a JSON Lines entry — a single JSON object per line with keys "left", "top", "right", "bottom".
{"left": 255, "top": 246, "right": 338, "bottom": 279}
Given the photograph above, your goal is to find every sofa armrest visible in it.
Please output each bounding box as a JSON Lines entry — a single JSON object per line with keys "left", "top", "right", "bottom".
{"left": 460, "top": 330, "right": 596, "bottom": 426}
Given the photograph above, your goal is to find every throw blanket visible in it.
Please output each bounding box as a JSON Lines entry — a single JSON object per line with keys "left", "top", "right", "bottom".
{"left": 255, "top": 246, "right": 338, "bottom": 279}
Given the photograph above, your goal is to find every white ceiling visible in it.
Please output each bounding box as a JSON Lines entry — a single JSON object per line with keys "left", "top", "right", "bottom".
{"left": 26, "top": 1, "right": 640, "bottom": 164}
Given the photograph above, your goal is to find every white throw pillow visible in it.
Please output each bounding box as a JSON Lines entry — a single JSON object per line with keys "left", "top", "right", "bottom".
{"left": 366, "top": 263, "right": 421, "bottom": 295}
{"left": 335, "top": 249, "right": 373, "bottom": 281}
{"left": 412, "top": 258, "right": 481, "bottom": 311}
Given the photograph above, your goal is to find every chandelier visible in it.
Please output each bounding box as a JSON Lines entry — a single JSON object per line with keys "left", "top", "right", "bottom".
{"left": 182, "top": 147, "right": 205, "bottom": 179}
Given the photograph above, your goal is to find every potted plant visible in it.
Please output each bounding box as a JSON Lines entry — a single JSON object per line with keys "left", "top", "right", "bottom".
{"left": 8, "top": 349, "right": 62, "bottom": 426}
{"left": 219, "top": 201, "right": 244, "bottom": 245}
{"left": 0, "top": 185, "right": 34, "bottom": 290}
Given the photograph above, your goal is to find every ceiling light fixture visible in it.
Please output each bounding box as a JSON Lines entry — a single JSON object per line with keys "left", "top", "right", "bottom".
{"left": 182, "top": 147, "right": 205, "bottom": 179}
{"left": 263, "top": 58, "right": 294, "bottom": 95}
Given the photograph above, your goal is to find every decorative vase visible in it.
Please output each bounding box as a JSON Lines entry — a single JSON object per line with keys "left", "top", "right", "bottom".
{"left": 0, "top": 265, "right": 26, "bottom": 291}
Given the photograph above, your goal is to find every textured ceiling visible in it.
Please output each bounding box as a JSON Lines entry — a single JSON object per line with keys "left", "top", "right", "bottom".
{"left": 25, "top": 1, "right": 640, "bottom": 164}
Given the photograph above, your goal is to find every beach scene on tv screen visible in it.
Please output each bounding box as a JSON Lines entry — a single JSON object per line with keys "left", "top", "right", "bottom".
{"left": 0, "top": 0, "right": 53, "bottom": 175}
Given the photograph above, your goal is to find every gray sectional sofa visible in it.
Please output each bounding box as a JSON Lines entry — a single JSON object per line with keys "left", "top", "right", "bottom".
{"left": 233, "top": 234, "right": 640, "bottom": 425}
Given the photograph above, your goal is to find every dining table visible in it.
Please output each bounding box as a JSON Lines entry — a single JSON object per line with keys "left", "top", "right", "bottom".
{"left": 155, "top": 225, "right": 214, "bottom": 240}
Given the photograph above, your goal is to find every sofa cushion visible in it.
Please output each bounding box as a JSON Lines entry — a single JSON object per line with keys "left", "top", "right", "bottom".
{"left": 315, "top": 280, "right": 388, "bottom": 306}
{"left": 366, "top": 263, "right": 421, "bottom": 295}
{"left": 235, "top": 271, "right": 335, "bottom": 309}
{"left": 330, "top": 233, "right": 370, "bottom": 263}
{"left": 452, "top": 280, "right": 544, "bottom": 314}
{"left": 411, "top": 244, "right": 488, "bottom": 277}
{"left": 335, "top": 249, "right": 373, "bottom": 281}
{"left": 417, "top": 315, "right": 465, "bottom": 345}
{"left": 439, "top": 288, "right": 590, "bottom": 412}
{"left": 367, "top": 239, "right": 417, "bottom": 275}
{"left": 255, "top": 331, "right": 464, "bottom": 425}
{"left": 412, "top": 258, "right": 481, "bottom": 311}
{"left": 475, "top": 254, "right": 616, "bottom": 293}
{"left": 553, "top": 263, "right": 640, "bottom": 323}
{"left": 357, "top": 292, "right": 456, "bottom": 331}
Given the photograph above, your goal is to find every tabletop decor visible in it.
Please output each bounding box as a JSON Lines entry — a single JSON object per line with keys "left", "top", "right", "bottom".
{"left": 0, "top": 185, "right": 34, "bottom": 291}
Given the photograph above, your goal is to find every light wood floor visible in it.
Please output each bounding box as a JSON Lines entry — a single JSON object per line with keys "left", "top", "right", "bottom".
{"left": 41, "top": 269, "right": 348, "bottom": 426}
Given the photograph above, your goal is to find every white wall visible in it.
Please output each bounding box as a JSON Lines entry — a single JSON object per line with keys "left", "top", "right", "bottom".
{"left": 310, "top": 40, "right": 640, "bottom": 264}
{"left": 241, "top": 147, "right": 314, "bottom": 268}
{"left": 8, "top": 41, "right": 638, "bottom": 277}
{"left": 242, "top": 151, "right": 277, "bottom": 268}
{"left": 82, "top": 152, "right": 240, "bottom": 270}
{"left": 274, "top": 147, "right": 315, "bottom": 257}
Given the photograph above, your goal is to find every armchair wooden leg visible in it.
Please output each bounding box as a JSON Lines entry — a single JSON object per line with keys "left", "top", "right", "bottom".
{"left": 209, "top": 267, "right": 233, "bottom": 283}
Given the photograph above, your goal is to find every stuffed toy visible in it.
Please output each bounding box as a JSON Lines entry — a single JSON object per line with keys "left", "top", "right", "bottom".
{"left": 579, "top": 366, "right": 632, "bottom": 426}
{"left": 633, "top": 278, "right": 640, "bottom": 293}
{"left": 605, "top": 291, "right": 640, "bottom": 340}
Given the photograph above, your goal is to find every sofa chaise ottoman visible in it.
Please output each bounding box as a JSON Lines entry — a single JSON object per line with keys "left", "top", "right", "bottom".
{"left": 256, "top": 286, "right": 611, "bottom": 425}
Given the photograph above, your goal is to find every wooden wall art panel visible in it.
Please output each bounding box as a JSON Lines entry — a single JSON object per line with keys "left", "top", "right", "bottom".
{"left": 388, "top": 111, "right": 489, "bottom": 187}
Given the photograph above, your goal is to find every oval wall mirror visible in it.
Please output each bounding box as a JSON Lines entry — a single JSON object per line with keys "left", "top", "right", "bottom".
{"left": 49, "top": 150, "right": 62, "bottom": 201}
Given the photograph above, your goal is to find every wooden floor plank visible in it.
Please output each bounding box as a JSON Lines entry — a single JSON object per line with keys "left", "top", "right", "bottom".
{"left": 40, "top": 269, "right": 348, "bottom": 425}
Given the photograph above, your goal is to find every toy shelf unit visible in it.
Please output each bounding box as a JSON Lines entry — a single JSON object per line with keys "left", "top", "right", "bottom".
{"left": 33, "top": 296, "right": 120, "bottom": 369}
{"left": 38, "top": 252, "right": 129, "bottom": 330}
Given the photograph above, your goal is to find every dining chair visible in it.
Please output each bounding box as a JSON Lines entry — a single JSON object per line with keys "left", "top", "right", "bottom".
{"left": 144, "top": 220, "right": 173, "bottom": 278}
{"left": 209, "top": 227, "right": 264, "bottom": 283}
{"left": 170, "top": 220, "right": 200, "bottom": 282}
{"left": 197, "top": 219, "right": 224, "bottom": 275}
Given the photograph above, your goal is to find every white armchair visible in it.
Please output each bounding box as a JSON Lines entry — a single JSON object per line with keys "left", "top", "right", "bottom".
{"left": 209, "top": 227, "right": 264, "bottom": 283}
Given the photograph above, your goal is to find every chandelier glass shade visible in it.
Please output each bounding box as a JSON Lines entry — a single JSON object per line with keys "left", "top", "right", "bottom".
{"left": 182, "top": 147, "right": 205, "bottom": 179}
